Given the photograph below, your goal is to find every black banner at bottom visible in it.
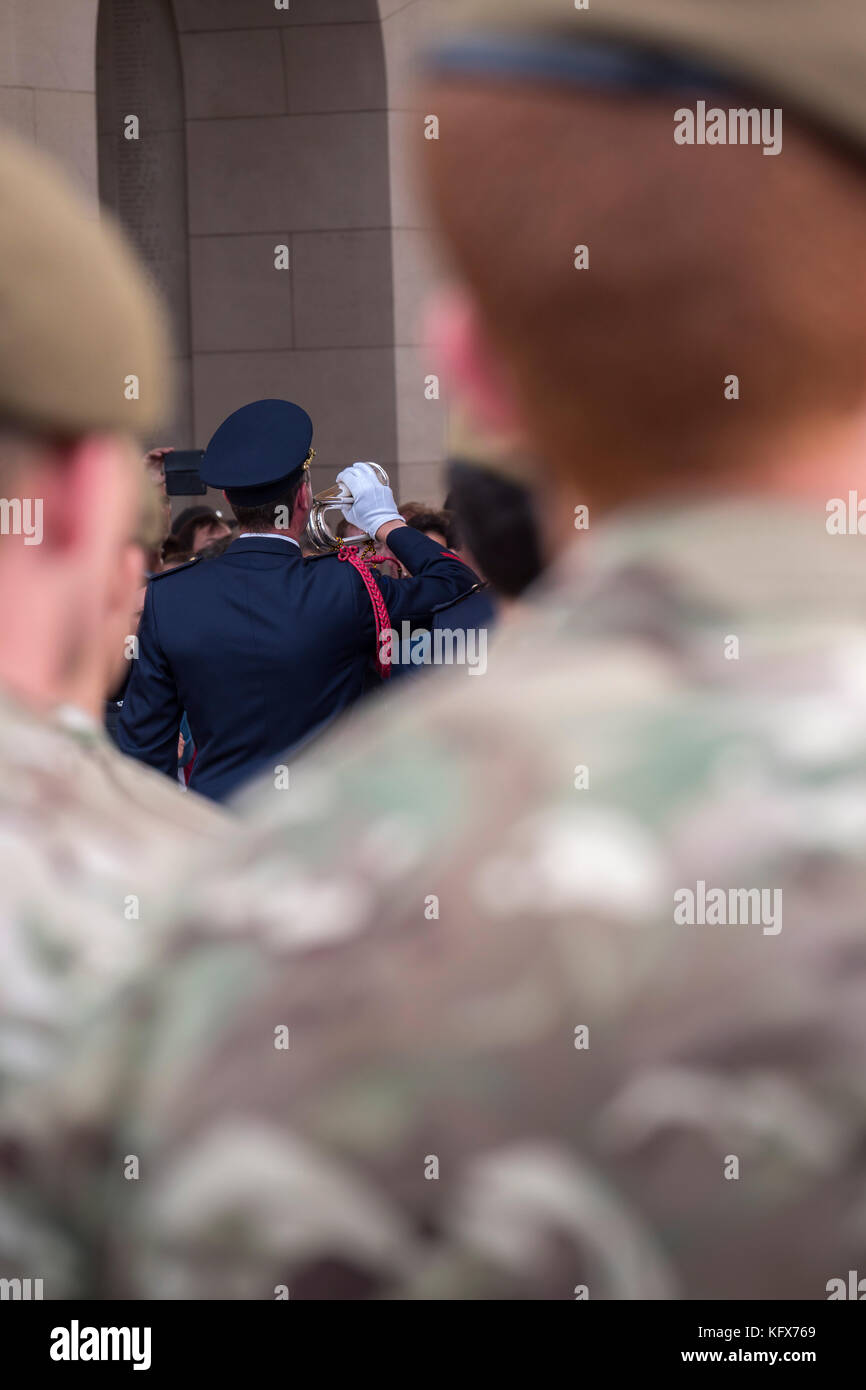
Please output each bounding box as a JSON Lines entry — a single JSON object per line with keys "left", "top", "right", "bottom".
{"left": 0, "top": 1300, "right": 858, "bottom": 1376}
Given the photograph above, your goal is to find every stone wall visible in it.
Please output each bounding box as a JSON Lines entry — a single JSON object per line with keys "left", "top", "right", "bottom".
{"left": 0, "top": 0, "right": 100, "bottom": 213}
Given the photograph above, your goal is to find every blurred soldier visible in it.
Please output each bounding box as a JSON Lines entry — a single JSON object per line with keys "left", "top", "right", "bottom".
{"left": 118, "top": 399, "right": 479, "bottom": 801}
{"left": 17, "top": 0, "right": 866, "bottom": 1300}
{"left": 0, "top": 130, "right": 226, "bottom": 1256}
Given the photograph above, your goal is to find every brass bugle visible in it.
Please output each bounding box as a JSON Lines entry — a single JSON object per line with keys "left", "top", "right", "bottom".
{"left": 305, "top": 462, "right": 390, "bottom": 554}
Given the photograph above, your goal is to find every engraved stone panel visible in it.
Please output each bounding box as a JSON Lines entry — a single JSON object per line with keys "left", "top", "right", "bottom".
{"left": 97, "top": 0, "right": 193, "bottom": 442}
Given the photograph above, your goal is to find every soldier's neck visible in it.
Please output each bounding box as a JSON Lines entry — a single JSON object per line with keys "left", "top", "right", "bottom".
{"left": 546, "top": 412, "right": 866, "bottom": 551}
{"left": 0, "top": 657, "right": 102, "bottom": 724}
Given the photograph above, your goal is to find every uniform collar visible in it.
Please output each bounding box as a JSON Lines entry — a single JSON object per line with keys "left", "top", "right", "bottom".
{"left": 229, "top": 533, "right": 302, "bottom": 556}
{"left": 235, "top": 532, "right": 300, "bottom": 548}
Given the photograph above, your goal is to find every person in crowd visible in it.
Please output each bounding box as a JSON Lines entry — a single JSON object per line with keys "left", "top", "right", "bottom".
{"left": 117, "top": 399, "right": 479, "bottom": 802}
{"left": 438, "top": 456, "right": 545, "bottom": 632}
{"left": 141, "top": 446, "right": 173, "bottom": 573}
{"left": 170, "top": 502, "right": 211, "bottom": 536}
{"left": 397, "top": 500, "right": 429, "bottom": 526}
{"left": 10, "top": 0, "right": 866, "bottom": 1304}
{"left": 405, "top": 508, "right": 455, "bottom": 549}
{"left": 400, "top": 468, "right": 544, "bottom": 663}
{"left": 195, "top": 533, "right": 234, "bottom": 562}
{"left": 171, "top": 505, "right": 233, "bottom": 558}
{"left": 159, "top": 534, "right": 195, "bottom": 570}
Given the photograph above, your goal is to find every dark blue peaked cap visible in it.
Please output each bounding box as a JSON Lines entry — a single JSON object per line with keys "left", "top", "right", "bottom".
{"left": 201, "top": 399, "right": 314, "bottom": 507}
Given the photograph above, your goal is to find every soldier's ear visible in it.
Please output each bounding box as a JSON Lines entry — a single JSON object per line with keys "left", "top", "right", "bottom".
{"left": 30, "top": 434, "right": 135, "bottom": 557}
{"left": 424, "top": 287, "right": 524, "bottom": 437}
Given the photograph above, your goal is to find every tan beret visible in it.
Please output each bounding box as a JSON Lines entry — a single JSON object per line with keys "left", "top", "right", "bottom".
{"left": 0, "top": 132, "right": 171, "bottom": 437}
{"left": 434, "top": 0, "right": 866, "bottom": 154}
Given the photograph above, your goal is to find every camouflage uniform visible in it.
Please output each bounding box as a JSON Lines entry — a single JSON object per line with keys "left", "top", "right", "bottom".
{"left": 0, "top": 686, "right": 226, "bottom": 1296}
{"left": 20, "top": 500, "right": 866, "bottom": 1299}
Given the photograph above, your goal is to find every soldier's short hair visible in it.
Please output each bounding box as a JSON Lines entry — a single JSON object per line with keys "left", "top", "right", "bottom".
{"left": 422, "top": 85, "right": 866, "bottom": 503}
{"left": 229, "top": 472, "right": 308, "bottom": 534}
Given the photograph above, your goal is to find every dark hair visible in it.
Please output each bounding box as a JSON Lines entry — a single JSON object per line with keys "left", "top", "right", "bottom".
{"left": 160, "top": 535, "right": 194, "bottom": 568}
{"left": 171, "top": 504, "right": 217, "bottom": 537}
{"left": 397, "top": 500, "right": 430, "bottom": 525}
{"left": 196, "top": 534, "right": 234, "bottom": 562}
{"left": 230, "top": 472, "right": 307, "bottom": 533}
{"left": 172, "top": 513, "right": 231, "bottom": 556}
{"left": 445, "top": 459, "right": 543, "bottom": 599}
{"left": 407, "top": 509, "right": 457, "bottom": 549}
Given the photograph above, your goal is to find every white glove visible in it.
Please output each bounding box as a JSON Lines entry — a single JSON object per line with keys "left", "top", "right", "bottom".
{"left": 337, "top": 462, "right": 402, "bottom": 538}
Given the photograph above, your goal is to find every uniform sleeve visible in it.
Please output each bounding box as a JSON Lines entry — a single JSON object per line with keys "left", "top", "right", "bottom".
{"left": 373, "top": 526, "right": 479, "bottom": 625}
{"left": 117, "top": 581, "right": 182, "bottom": 779}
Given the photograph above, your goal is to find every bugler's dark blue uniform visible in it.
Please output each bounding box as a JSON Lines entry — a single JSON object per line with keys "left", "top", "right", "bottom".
{"left": 118, "top": 400, "right": 477, "bottom": 801}
{"left": 118, "top": 530, "right": 476, "bottom": 801}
